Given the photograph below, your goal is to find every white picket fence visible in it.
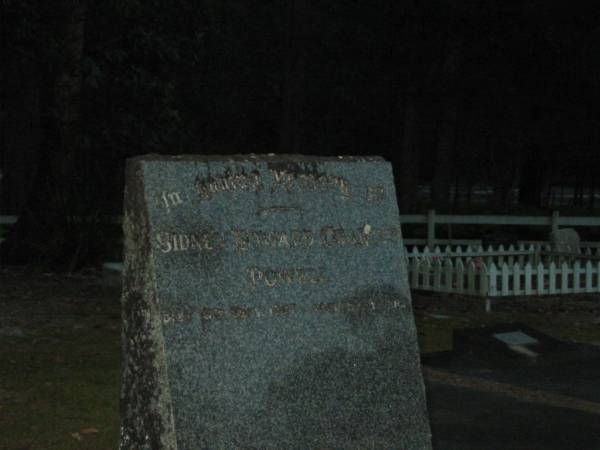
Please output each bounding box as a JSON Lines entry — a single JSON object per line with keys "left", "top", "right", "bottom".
{"left": 406, "top": 244, "right": 600, "bottom": 297}
{"left": 405, "top": 243, "right": 600, "bottom": 265}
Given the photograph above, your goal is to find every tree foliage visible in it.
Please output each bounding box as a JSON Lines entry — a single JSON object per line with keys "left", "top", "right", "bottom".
{"left": 1, "top": 0, "right": 598, "bottom": 267}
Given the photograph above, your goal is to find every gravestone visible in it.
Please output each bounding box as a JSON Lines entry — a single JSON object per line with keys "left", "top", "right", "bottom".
{"left": 493, "top": 330, "right": 540, "bottom": 360}
{"left": 549, "top": 228, "right": 580, "bottom": 254}
{"left": 120, "top": 154, "right": 432, "bottom": 449}
{"left": 452, "top": 323, "right": 595, "bottom": 365}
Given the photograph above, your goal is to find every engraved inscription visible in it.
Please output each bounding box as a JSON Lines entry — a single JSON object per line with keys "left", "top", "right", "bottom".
{"left": 199, "top": 307, "right": 226, "bottom": 320}
{"left": 247, "top": 266, "right": 328, "bottom": 287}
{"left": 156, "top": 231, "right": 225, "bottom": 253}
{"left": 271, "top": 304, "right": 296, "bottom": 315}
{"left": 161, "top": 311, "right": 193, "bottom": 325}
{"left": 193, "top": 168, "right": 351, "bottom": 201}
{"left": 196, "top": 170, "right": 262, "bottom": 200}
{"left": 160, "top": 298, "right": 406, "bottom": 326}
{"left": 270, "top": 169, "right": 350, "bottom": 198}
{"left": 320, "top": 226, "right": 371, "bottom": 247}
{"left": 161, "top": 191, "right": 184, "bottom": 210}
{"left": 231, "top": 229, "right": 315, "bottom": 252}
{"left": 367, "top": 185, "right": 385, "bottom": 203}
{"left": 317, "top": 225, "right": 402, "bottom": 248}
{"left": 154, "top": 226, "right": 402, "bottom": 254}
{"left": 257, "top": 205, "right": 303, "bottom": 216}
{"left": 230, "top": 306, "right": 256, "bottom": 319}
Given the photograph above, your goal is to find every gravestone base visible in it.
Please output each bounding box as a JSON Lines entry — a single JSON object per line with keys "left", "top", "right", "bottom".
{"left": 453, "top": 323, "right": 599, "bottom": 366}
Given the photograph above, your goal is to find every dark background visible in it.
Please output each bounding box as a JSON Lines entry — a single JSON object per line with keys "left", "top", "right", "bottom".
{"left": 1, "top": 0, "right": 599, "bottom": 268}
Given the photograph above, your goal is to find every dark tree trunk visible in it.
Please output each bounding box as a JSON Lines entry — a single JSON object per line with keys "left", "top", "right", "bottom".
{"left": 466, "top": 180, "right": 473, "bottom": 206}
{"left": 396, "top": 85, "right": 420, "bottom": 211}
{"left": 389, "top": 1, "right": 423, "bottom": 212}
{"left": 518, "top": 148, "right": 546, "bottom": 208}
{"left": 279, "top": 0, "right": 307, "bottom": 153}
{"left": 489, "top": 137, "right": 521, "bottom": 210}
{"left": 431, "top": 99, "right": 458, "bottom": 209}
{"left": 1, "top": 0, "right": 89, "bottom": 270}
{"left": 0, "top": 59, "right": 42, "bottom": 215}
{"left": 431, "top": 41, "right": 461, "bottom": 210}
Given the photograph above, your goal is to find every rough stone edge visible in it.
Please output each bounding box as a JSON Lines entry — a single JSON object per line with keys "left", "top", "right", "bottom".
{"left": 385, "top": 161, "right": 434, "bottom": 449}
{"left": 128, "top": 153, "right": 386, "bottom": 163}
{"left": 119, "top": 158, "right": 178, "bottom": 450}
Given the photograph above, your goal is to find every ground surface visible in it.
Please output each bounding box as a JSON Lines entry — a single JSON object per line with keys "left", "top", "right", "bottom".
{"left": 0, "top": 266, "right": 599, "bottom": 449}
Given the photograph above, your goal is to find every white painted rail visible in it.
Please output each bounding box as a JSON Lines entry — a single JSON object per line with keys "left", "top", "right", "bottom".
{"left": 405, "top": 243, "right": 600, "bottom": 265}
{"left": 399, "top": 209, "right": 600, "bottom": 248}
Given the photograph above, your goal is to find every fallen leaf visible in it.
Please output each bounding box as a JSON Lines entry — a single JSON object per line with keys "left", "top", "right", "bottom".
{"left": 80, "top": 427, "right": 100, "bottom": 435}
{"left": 70, "top": 432, "right": 83, "bottom": 441}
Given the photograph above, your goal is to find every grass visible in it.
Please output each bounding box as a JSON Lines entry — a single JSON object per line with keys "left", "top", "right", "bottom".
{"left": 0, "top": 288, "right": 121, "bottom": 450}
{"left": 415, "top": 310, "right": 600, "bottom": 354}
{"left": 414, "top": 294, "right": 600, "bottom": 354}
{"left": 0, "top": 274, "right": 598, "bottom": 449}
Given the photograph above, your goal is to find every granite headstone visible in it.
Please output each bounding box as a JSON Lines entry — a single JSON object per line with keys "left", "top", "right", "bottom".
{"left": 120, "top": 154, "right": 432, "bottom": 449}
{"left": 549, "top": 228, "right": 581, "bottom": 254}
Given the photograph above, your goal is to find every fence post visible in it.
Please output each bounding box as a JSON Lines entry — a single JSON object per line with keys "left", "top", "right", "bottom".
{"left": 551, "top": 210, "right": 560, "bottom": 234}
{"left": 427, "top": 209, "right": 436, "bottom": 248}
{"left": 480, "top": 263, "right": 490, "bottom": 297}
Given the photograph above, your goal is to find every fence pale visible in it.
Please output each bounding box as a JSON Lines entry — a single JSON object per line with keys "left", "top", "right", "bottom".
{"left": 433, "top": 259, "right": 442, "bottom": 290}
{"left": 524, "top": 263, "right": 532, "bottom": 295}
{"left": 536, "top": 262, "right": 545, "bottom": 295}
{"left": 513, "top": 262, "right": 521, "bottom": 295}
{"left": 573, "top": 261, "right": 581, "bottom": 292}
{"left": 501, "top": 263, "right": 510, "bottom": 295}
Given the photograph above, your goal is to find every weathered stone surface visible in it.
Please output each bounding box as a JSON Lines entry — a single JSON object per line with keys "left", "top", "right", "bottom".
{"left": 120, "top": 154, "right": 432, "bottom": 449}
{"left": 549, "top": 228, "right": 581, "bottom": 253}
